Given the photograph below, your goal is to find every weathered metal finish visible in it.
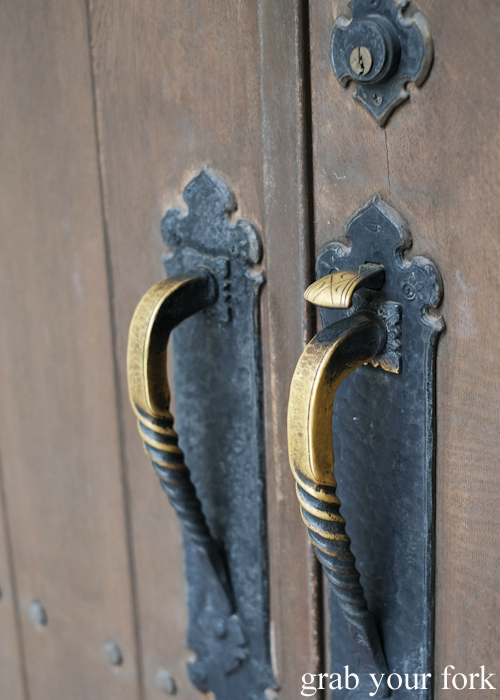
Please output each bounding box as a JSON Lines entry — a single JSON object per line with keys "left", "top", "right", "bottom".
{"left": 304, "top": 263, "right": 385, "bottom": 309}
{"left": 127, "top": 269, "right": 235, "bottom": 600}
{"left": 128, "top": 166, "right": 274, "bottom": 699}
{"left": 330, "top": 0, "right": 433, "bottom": 125}
{"left": 290, "top": 264, "right": 406, "bottom": 696}
{"left": 127, "top": 271, "right": 218, "bottom": 417}
{"left": 312, "top": 196, "right": 443, "bottom": 699}
{"left": 350, "top": 46, "right": 373, "bottom": 77}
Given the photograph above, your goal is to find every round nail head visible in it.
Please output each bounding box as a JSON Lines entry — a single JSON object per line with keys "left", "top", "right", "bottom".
{"left": 155, "top": 668, "right": 177, "bottom": 695}
{"left": 28, "top": 600, "right": 48, "bottom": 626}
{"left": 101, "top": 639, "right": 123, "bottom": 667}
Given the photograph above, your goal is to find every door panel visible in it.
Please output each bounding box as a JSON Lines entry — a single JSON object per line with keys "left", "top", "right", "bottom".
{"left": 87, "top": 0, "right": 319, "bottom": 695}
{"left": 0, "top": 1, "right": 140, "bottom": 698}
{"left": 309, "top": 1, "right": 500, "bottom": 695}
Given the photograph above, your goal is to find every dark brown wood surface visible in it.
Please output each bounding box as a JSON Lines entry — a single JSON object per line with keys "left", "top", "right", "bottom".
{"left": 87, "top": 1, "right": 319, "bottom": 695}
{"left": 0, "top": 1, "right": 140, "bottom": 698}
{"left": 309, "top": 1, "right": 500, "bottom": 696}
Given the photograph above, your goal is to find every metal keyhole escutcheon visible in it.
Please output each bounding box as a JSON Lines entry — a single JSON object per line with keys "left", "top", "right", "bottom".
{"left": 330, "top": 0, "right": 433, "bottom": 125}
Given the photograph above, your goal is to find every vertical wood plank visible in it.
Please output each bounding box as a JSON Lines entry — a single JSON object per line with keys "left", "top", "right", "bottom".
{"left": 87, "top": 2, "right": 267, "bottom": 697}
{"left": 88, "top": 0, "right": 320, "bottom": 696}
{"left": 258, "top": 0, "right": 324, "bottom": 694}
{"left": 0, "top": 2, "right": 141, "bottom": 699}
{"left": 309, "top": 0, "right": 387, "bottom": 251}
{"left": 309, "top": 0, "right": 500, "bottom": 694}
{"left": 382, "top": 3, "right": 500, "bottom": 693}
{"left": 0, "top": 461, "right": 26, "bottom": 700}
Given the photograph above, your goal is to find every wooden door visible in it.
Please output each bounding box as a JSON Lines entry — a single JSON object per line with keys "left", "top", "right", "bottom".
{"left": 0, "top": 2, "right": 498, "bottom": 699}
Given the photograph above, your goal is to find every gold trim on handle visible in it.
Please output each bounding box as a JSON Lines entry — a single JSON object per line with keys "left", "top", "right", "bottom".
{"left": 303, "top": 263, "right": 384, "bottom": 309}
{"left": 288, "top": 310, "right": 386, "bottom": 488}
{"left": 127, "top": 269, "right": 217, "bottom": 419}
{"left": 126, "top": 267, "right": 233, "bottom": 596}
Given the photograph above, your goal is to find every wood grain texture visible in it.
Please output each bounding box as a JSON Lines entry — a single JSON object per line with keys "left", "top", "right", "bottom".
{"left": 258, "top": 0, "right": 324, "bottom": 694}
{"left": 0, "top": 460, "right": 26, "bottom": 700}
{"left": 385, "top": 4, "right": 500, "bottom": 694}
{"left": 87, "top": 2, "right": 266, "bottom": 698}
{"left": 88, "top": 0, "right": 320, "bottom": 695}
{"left": 310, "top": 1, "right": 500, "bottom": 694}
{"left": 0, "top": 2, "right": 140, "bottom": 698}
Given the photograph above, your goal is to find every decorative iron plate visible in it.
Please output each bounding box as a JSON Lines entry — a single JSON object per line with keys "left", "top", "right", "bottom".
{"left": 316, "top": 196, "right": 443, "bottom": 699}
{"left": 160, "top": 167, "right": 275, "bottom": 699}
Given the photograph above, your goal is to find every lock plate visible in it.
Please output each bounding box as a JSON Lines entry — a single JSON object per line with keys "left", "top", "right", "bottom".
{"left": 330, "top": 0, "right": 433, "bottom": 125}
{"left": 316, "top": 196, "right": 443, "bottom": 698}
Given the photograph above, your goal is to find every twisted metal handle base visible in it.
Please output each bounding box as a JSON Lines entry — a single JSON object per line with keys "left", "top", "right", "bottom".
{"left": 297, "top": 472, "right": 389, "bottom": 695}
{"left": 134, "top": 404, "right": 231, "bottom": 598}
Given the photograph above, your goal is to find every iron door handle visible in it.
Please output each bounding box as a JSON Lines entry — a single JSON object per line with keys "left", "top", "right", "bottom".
{"left": 288, "top": 264, "right": 391, "bottom": 695}
{"left": 126, "top": 267, "right": 233, "bottom": 599}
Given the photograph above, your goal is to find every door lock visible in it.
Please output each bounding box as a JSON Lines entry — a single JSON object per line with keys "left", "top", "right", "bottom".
{"left": 330, "top": 0, "right": 433, "bottom": 125}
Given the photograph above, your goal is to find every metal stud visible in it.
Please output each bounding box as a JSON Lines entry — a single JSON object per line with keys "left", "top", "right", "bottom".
{"left": 101, "top": 639, "right": 123, "bottom": 667}
{"left": 28, "top": 600, "right": 47, "bottom": 626}
{"left": 155, "top": 668, "right": 177, "bottom": 695}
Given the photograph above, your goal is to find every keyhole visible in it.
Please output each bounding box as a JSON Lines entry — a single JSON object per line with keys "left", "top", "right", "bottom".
{"left": 357, "top": 48, "right": 365, "bottom": 75}
{"left": 350, "top": 46, "right": 373, "bottom": 77}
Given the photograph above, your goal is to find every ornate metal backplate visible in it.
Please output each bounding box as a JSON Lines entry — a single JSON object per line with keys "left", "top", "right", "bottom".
{"left": 330, "top": 0, "right": 433, "bottom": 125}
{"left": 316, "top": 196, "right": 443, "bottom": 699}
{"left": 160, "top": 167, "right": 275, "bottom": 699}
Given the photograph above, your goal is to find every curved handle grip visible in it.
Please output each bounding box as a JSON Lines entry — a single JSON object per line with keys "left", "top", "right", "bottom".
{"left": 288, "top": 269, "right": 391, "bottom": 691}
{"left": 127, "top": 268, "right": 232, "bottom": 598}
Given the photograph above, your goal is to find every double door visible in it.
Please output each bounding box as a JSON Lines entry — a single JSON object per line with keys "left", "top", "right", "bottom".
{"left": 0, "top": 1, "right": 498, "bottom": 698}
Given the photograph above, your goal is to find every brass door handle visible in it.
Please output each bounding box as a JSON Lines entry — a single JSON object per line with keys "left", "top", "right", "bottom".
{"left": 127, "top": 267, "right": 232, "bottom": 598}
{"left": 288, "top": 265, "right": 391, "bottom": 694}
{"left": 125, "top": 167, "right": 277, "bottom": 696}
